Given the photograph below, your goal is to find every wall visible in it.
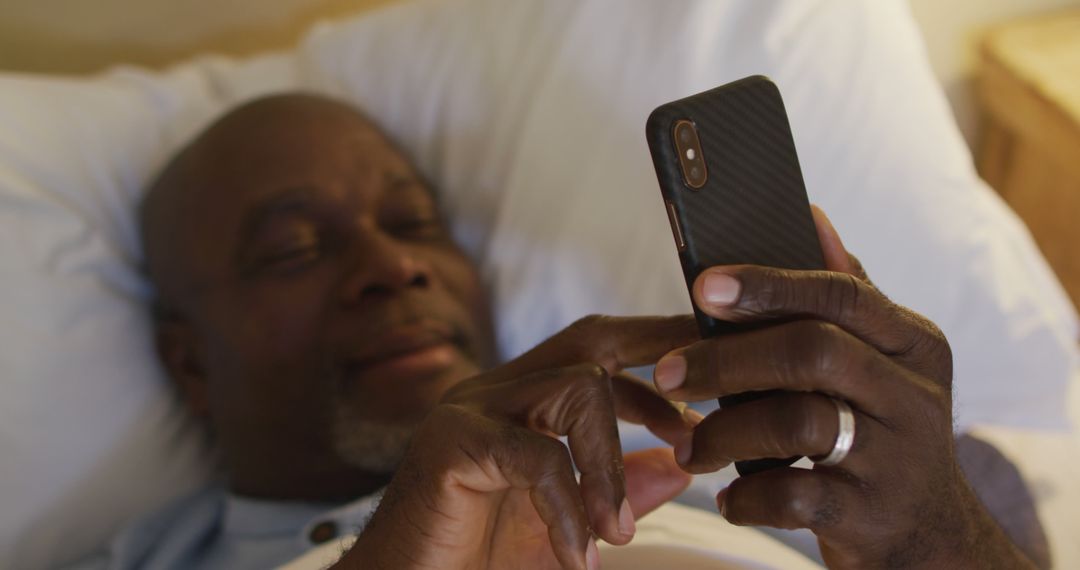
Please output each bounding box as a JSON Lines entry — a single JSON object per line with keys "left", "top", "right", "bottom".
{"left": 2, "top": 0, "right": 1079, "bottom": 147}
{"left": 0, "top": 0, "right": 392, "bottom": 74}
{"left": 907, "top": 0, "right": 1080, "bottom": 147}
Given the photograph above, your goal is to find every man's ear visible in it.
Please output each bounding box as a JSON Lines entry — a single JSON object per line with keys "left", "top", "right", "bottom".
{"left": 156, "top": 320, "right": 210, "bottom": 417}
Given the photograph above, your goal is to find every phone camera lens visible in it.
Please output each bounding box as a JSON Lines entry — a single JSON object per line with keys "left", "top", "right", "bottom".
{"left": 673, "top": 119, "right": 707, "bottom": 189}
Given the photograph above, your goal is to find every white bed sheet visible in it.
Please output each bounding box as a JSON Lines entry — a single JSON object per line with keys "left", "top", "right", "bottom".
{"left": 972, "top": 383, "right": 1080, "bottom": 568}
{"left": 279, "top": 502, "right": 822, "bottom": 570}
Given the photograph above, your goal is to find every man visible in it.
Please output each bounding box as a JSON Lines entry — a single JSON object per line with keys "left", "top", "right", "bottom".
{"left": 108, "top": 93, "right": 1046, "bottom": 569}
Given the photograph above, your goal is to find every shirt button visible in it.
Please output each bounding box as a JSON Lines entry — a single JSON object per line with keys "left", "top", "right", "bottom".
{"left": 308, "top": 520, "right": 339, "bottom": 545}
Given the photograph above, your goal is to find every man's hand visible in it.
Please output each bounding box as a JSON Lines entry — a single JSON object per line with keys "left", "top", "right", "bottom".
{"left": 653, "top": 207, "right": 1037, "bottom": 569}
{"left": 337, "top": 315, "right": 702, "bottom": 570}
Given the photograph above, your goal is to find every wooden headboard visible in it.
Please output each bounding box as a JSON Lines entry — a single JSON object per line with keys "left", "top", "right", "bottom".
{"left": 0, "top": 0, "right": 396, "bottom": 75}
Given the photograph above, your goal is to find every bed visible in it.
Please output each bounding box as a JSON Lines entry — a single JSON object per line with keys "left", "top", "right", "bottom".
{"left": 1, "top": 0, "right": 1077, "bottom": 568}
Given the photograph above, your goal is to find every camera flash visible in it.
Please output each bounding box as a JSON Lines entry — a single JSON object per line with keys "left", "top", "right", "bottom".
{"left": 686, "top": 148, "right": 696, "bottom": 160}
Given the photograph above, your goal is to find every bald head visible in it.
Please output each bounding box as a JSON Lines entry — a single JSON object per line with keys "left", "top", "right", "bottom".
{"left": 140, "top": 93, "right": 390, "bottom": 316}
{"left": 138, "top": 93, "right": 495, "bottom": 501}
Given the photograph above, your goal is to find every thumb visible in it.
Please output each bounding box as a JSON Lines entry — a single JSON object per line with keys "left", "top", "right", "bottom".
{"left": 622, "top": 448, "right": 692, "bottom": 519}
{"left": 811, "top": 204, "right": 872, "bottom": 282}
{"left": 810, "top": 204, "right": 852, "bottom": 273}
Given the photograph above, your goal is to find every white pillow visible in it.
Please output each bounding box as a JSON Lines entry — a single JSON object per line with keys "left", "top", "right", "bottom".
{"left": 1, "top": 0, "right": 1076, "bottom": 567}
{"left": 0, "top": 55, "right": 299, "bottom": 568}
{"left": 299, "top": 0, "right": 1079, "bottom": 430}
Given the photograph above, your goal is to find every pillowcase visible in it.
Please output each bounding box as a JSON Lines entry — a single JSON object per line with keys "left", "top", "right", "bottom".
{"left": 1, "top": 0, "right": 1076, "bottom": 566}
{"left": 0, "top": 54, "right": 299, "bottom": 568}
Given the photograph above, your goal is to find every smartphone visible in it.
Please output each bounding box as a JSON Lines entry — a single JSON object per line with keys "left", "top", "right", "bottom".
{"left": 646, "top": 75, "right": 825, "bottom": 476}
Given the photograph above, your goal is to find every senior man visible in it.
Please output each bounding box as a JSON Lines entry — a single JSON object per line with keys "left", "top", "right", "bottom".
{"left": 82, "top": 93, "right": 1047, "bottom": 569}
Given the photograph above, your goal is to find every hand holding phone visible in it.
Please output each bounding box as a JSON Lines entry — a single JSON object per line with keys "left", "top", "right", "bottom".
{"left": 646, "top": 76, "right": 824, "bottom": 475}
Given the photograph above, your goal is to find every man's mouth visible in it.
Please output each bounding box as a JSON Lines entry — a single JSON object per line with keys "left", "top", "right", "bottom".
{"left": 342, "top": 321, "right": 464, "bottom": 381}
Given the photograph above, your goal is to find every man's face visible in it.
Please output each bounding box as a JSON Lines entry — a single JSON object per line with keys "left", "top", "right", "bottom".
{"left": 144, "top": 96, "right": 495, "bottom": 497}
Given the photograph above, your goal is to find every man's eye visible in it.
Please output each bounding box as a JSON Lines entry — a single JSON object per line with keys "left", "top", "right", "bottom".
{"left": 390, "top": 218, "right": 446, "bottom": 239}
{"left": 258, "top": 242, "right": 321, "bottom": 270}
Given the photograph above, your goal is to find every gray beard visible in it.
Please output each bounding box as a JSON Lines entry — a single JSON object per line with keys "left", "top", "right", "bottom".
{"left": 331, "top": 404, "right": 418, "bottom": 473}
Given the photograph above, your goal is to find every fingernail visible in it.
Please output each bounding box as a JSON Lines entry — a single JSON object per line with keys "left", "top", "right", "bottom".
{"left": 682, "top": 406, "right": 705, "bottom": 426}
{"left": 702, "top": 273, "right": 741, "bottom": 307}
{"left": 675, "top": 433, "right": 693, "bottom": 466}
{"left": 618, "top": 498, "right": 636, "bottom": 537}
{"left": 654, "top": 355, "right": 686, "bottom": 392}
{"left": 586, "top": 540, "right": 600, "bottom": 570}
{"left": 717, "top": 488, "right": 728, "bottom": 517}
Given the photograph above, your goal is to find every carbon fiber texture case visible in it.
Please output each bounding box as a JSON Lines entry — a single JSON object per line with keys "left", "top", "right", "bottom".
{"left": 646, "top": 75, "right": 825, "bottom": 475}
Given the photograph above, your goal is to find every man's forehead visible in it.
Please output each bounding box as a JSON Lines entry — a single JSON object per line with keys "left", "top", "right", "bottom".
{"left": 178, "top": 99, "right": 416, "bottom": 208}
{"left": 195, "top": 110, "right": 389, "bottom": 179}
{"left": 140, "top": 95, "right": 417, "bottom": 293}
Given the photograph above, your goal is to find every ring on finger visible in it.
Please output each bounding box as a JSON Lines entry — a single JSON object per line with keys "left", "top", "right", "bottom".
{"left": 812, "top": 398, "right": 855, "bottom": 467}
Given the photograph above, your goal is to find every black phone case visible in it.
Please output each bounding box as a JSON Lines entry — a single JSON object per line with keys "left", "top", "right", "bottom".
{"left": 646, "top": 76, "right": 825, "bottom": 476}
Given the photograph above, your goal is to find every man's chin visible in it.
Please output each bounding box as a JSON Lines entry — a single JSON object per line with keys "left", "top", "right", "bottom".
{"left": 330, "top": 414, "right": 419, "bottom": 473}
{"left": 329, "top": 360, "right": 478, "bottom": 472}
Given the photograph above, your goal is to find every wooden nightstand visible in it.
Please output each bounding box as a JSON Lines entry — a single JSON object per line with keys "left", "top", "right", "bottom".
{"left": 977, "top": 11, "right": 1080, "bottom": 308}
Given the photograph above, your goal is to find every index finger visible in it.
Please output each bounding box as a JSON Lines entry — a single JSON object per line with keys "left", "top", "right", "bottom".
{"left": 486, "top": 315, "right": 700, "bottom": 384}
{"left": 451, "top": 365, "right": 700, "bottom": 545}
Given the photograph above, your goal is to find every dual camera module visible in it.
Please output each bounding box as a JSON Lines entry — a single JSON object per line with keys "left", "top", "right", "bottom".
{"left": 673, "top": 120, "right": 707, "bottom": 189}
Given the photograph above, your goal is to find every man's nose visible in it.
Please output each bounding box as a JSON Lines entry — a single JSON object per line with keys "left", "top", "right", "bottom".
{"left": 339, "top": 234, "right": 431, "bottom": 305}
